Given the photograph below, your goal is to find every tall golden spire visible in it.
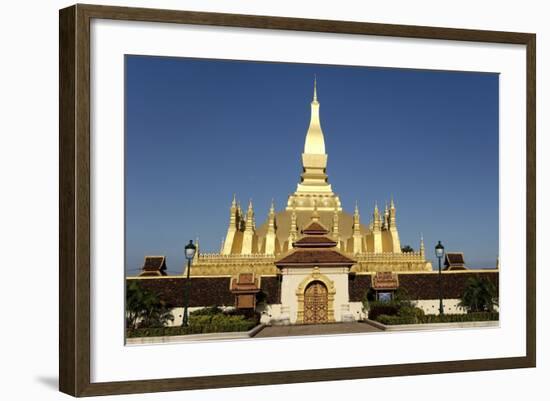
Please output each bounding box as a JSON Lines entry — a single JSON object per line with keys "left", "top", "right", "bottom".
{"left": 286, "top": 78, "right": 342, "bottom": 211}
{"left": 313, "top": 74, "right": 318, "bottom": 102}
{"left": 303, "top": 76, "right": 325, "bottom": 155}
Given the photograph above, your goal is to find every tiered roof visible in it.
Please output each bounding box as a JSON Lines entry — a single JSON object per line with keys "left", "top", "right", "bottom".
{"left": 275, "top": 217, "right": 356, "bottom": 268}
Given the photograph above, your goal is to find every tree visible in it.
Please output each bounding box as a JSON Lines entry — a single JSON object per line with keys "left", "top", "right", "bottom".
{"left": 401, "top": 245, "right": 414, "bottom": 253}
{"left": 126, "top": 281, "right": 174, "bottom": 329}
{"left": 459, "top": 276, "right": 498, "bottom": 313}
{"left": 361, "top": 287, "right": 376, "bottom": 314}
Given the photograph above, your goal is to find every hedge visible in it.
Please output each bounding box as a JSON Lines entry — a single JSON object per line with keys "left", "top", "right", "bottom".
{"left": 367, "top": 301, "right": 400, "bottom": 320}
{"left": 127, "top": 312, "right": 257, "bottom": 338}
{"left": 419, "top": 312, "right": 499, "bottom": 324}
{"left": 376, "top": 314, "right": 418, "bottom": 325}
{"left": 375, "top": 312, "right": 499, "bottom": 325}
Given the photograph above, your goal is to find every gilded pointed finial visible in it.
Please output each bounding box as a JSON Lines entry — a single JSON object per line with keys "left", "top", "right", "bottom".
{"left": 313, "top": 74, "right": 318, "bottom": 102}
{"left": 248, "top": 198, "right": 253, "bottom": 211}
{"left": 355, "top": 200, "right": 359, "bottom": 215}
{"left": 390, "top": 195, "right": 395, "bottom": 209}
{"left": 311, "top": 200, "right": 320, "bottom": 221}
{"left": 374, "top": 201, "right": 379, "bottom": 213}
{"left": 269, "top": 198, "right": 275, "bottom": 214}
{"left": 231, "top": 193, "right": 237, "bottom": 207}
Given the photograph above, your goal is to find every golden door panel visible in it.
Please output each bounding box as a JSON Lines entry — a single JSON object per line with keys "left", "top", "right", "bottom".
{"left": 303, "top": 281, "right": 328, "bottom": 324}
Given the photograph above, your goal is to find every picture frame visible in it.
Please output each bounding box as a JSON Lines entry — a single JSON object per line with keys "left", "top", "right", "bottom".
{"left": 59, "top": 3, "right": 536, "bottom": 397}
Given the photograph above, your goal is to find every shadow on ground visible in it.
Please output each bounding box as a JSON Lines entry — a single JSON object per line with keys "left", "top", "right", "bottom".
{"left": 35, "top": 376, "right": 58, "bottom": 391}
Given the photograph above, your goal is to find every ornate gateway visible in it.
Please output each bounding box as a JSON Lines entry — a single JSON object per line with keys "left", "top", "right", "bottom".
{"left": 303, "top": 281, "right": 329, "bottom": 324}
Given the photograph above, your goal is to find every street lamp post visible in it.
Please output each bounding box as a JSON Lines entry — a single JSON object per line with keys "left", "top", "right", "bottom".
{"left": 182, "top": 240, "right": 197, "bottom": 327}
{"left": 435, "top": 241, "right": 445, "bottom": 315}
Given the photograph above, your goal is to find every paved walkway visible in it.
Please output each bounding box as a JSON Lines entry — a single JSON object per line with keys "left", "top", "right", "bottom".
{"left": 253, "top": 322, "right": 382, "bottom": 338}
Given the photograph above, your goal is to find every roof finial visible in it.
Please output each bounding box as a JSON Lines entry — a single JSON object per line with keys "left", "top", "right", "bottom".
{"left": 313, "top": 74, "right": 318, "bottom": 102}
{"left": 311, "top": 200, "right": 320, "bottom": 221}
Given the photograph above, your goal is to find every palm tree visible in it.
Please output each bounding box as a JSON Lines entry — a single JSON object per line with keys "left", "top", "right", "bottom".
{"left": 459, "top": 276, "right": 498, "bottom": 313}
{"left": 126, "top": 282, "right": 174, "bottom": 329}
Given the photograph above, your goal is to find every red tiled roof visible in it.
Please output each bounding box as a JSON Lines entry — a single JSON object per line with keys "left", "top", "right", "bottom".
{"left": 293, "top": 236, "right": 337, "bottom": 248}
{"left": 276, "top": 249, "right": 356, "bottom": 267}
{"left": 301, "top": 221, "right": 329, "bottom": 235}
{"left": 142, "top": 256, "right": 166, "bottom": 271}
{"left": 444, "top": 253, "right": 467, "bottom": 270}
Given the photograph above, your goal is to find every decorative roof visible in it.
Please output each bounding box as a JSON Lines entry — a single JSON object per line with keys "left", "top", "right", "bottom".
{"left": 275, "top": 211, "right": 357, "bottom": 267}
{"left": 293, "top": 236, "right": 337, "bottom": 248}
{"left": 276, "top": 249, "right": 356, "bottom": 267}
{"left": 444, "top": 252, "right": 467, "bottom": 270}
{"left": 230, "top": 273, "right": 260, "bottom": 294}
{"left": 301, "top": 221, "right": 329, "bottom": 235}
{"left": 139, "top": 256, "right": 167, "bottom": 276}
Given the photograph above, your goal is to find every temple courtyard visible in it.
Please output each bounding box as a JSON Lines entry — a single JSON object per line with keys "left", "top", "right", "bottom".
{"left": 253, "top": 322, "right": 382, "bottom": 338}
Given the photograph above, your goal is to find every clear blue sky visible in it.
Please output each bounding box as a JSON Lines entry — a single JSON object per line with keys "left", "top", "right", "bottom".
{"left": 125, "top": 55, "right": 499, "bottom": 275}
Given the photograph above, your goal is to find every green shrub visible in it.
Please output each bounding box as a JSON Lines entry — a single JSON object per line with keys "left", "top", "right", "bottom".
{"left": 368, "top": 301, "right": 400, "bottom": 320}
{"left": 374, "top": 311, "right": 498, "bottom": 326}
{"left": 190, "top": 306, "right": 224, "bottom": 316}
{"left": 376, "top": 314, "right": 418, "bottom": 325}
{"left": 127, "top": 313, "right": 258, "bottom": 338}
{"left": 398, "top": 306, "right": 425, "bottom": 320}
{"left": 420, "top": 312, "right": 499, "bottom": 324}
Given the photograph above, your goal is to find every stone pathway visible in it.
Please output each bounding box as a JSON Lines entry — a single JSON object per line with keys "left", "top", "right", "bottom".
{"left": 253, "top": 322, "right": 382, "bottom": 338}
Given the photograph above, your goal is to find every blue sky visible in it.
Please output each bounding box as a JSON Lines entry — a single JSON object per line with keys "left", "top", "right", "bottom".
{"left": 125, "top": 55, "right": 499, "bottom": 275}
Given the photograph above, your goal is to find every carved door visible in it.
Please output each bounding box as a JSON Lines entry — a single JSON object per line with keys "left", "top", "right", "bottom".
{"left": 303, "top": 281, "right": 328, "bottom": 324}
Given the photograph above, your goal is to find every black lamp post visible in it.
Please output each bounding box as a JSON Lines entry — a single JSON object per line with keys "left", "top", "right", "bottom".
{"left": 182, "top": 239, "right": 197, "bottom": 327}
{"left": 435, "top": 241, "right": 445, "bottom": 315}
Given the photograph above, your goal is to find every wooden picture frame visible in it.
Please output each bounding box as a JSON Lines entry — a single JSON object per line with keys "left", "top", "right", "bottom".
{"left": 59, "top": 3, "right": 536, "bottom": 397}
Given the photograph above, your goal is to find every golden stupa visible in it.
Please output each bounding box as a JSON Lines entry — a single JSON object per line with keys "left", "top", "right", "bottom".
{"left": 190, "top": 79, "right": 431, "bottom": 277}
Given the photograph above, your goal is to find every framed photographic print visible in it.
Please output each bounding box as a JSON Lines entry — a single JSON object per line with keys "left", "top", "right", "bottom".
{"left": 59, "top": 4, "right": 536, "bottom": 397}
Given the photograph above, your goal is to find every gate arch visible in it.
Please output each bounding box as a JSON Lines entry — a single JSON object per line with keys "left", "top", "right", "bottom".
{"left": 295, "top": 268, "right": 336, "bottom": 324}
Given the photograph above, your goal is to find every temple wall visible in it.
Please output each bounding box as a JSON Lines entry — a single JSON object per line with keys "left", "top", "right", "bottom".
{"left": 127, "top": 270, "right": 499, "bottom": 321}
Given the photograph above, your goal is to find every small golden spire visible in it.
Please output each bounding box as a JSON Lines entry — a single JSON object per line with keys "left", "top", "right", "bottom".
{"left": 311, "top": 200, "right": 320, "bottom": 221}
